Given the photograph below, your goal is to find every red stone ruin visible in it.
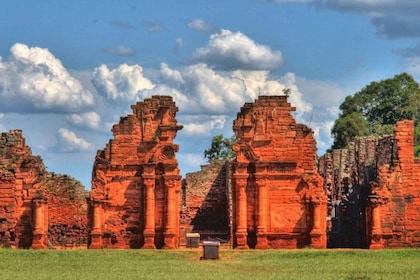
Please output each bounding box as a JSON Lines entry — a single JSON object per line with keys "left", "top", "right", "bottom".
{"left": 318, "top": 120, "right": 420, "bottom": 248}
{"left": 89, "top": 95, "right": 183, "bottom": 249}
{"left": 0, "top": 130, "right": 87, "bottom": 249}
{"left": 2, "top": 94, "right": 420, "bottom": 250}
{"left": 231, "top": 96, "right": 327, "bottom": 249}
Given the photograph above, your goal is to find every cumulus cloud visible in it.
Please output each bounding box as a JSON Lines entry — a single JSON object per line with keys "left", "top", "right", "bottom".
{"left": 92, "top": 64, "right": 155, "bottom": 103}
{"left": 64, "top": 112, "right": 102, "bottom": 131}
{"left": 0, "top": 43, "right": 95, "bottom": 113}
{"left": 181, "top": 115, "right": 227, "bottom": 137}
{"left": 187, "top": 18, "right": 217, "bottom": 33}
{"left": 192, "top": 29, "right": 283, "bottom": 70}
{"left": 99, "top": 45, "right": 136, "bottom": 56}
{"left": 56, "top": 128, "right": 94, "bottom": 152}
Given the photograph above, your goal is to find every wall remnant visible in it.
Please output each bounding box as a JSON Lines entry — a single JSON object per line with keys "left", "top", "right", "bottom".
{"left": 231, "top": 96, "right": 327, "bottom": 249}
{"left": 0, "top": 130, "right": 87, "bottom": 249}
{"left": 319, "top": 120, "right": 420, "bottom": 248}
{"left": 89, "top": 95, "right": 183, "bottom": 249}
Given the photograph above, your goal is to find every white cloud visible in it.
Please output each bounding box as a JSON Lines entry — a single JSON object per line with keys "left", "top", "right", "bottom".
{"left": 192, "top": 29, "right": 283, "bottom": 70}
{"left": 311, "top": 120, "right": 335, "bottom": 154}
{"left": 56, "top": 128, "right": 94, "bottom": 152}
{"left": 0, "top": 43, "right": 95, "bottom": 113}
{"left": 174, "top": 37, "right": 184, "bottom": 53}
{"left": 181, "top": 115, "right": 227, "bottom": 137}
{"left": 64, "top": 112, "right": 102, "bottom": 131}
{"left": 187, "top": 18, "right": 216, "bottom": 33}
{"left": 295, "top": 76, "right": 349, "bottom": 108}
{"left": 92, "top": 64, "right": 155, "bottom": 103}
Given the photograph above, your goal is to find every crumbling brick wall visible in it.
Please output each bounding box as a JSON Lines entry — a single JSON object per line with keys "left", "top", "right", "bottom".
{"left": 89, "top": 95, "right": 183, "bottom": 249}
{"left": 231, "top": 96, "right": 327, "bottom": 249}
{"left": 0, "top": 130, "right": 87, "bottom": 249}
{"left": 179, "top": 160, "right": 231, "bottom": 245}
{"left": 319, "top": 120, "right": 420, "bottom": 248}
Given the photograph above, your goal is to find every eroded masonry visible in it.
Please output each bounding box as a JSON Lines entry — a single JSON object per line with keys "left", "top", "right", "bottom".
{"left": 1, "top": 95, "right": 419, "bottom": 249}
{"left": 231, "top": 96, "right": 327, "bottom": 248}
{"left": 319, "top": 120, "right": 420, "bottom": 248}
{"left": 0, "top": 130, "right": 87, "bottom": 249}
{"left": 89, "top": 96, "right": 183, "bottom": 249}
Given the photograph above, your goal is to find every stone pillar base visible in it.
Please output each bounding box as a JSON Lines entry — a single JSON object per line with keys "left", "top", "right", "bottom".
{"left": 32, "top": 232, "right": 47, "bottom": 249}
{"left": 369, "top": 234, "right": 384, "bottom": 249}
{"left": 143, "top": 232, "right": 156, "bottom": 249}
{"left": 89, "top": 231, "right": 103, "bottom": 249}
{"left": 310, "top": 231, "right": 325, "bottom": 249}
{"left": 255, "top": 233, "right": 268, "bottom": 249}
{"left": 163, "top": 232, "right": 177, "bottom": 249}
{"left": 235, "top": 232, "right": 249, "bottom": 249}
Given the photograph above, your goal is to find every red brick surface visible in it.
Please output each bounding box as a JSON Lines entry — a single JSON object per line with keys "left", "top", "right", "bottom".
{"left": 0, "top": 130, "right": 87, "bottom": 249}
{"left": 231, "top": 96, "right": 327, "bottom": 249}
{"left": 89, "top": 96, "right": 183, "bottom": 249}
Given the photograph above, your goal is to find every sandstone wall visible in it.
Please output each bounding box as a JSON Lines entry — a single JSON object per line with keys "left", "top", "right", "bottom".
{"left": 0, "top": 130, "right": 87, "bottom": 249}
{"left": 319, "top": 120, "right": 420, "bottom": 248}
{"left": 89, "top": 95, "right": 183, "bottom": 249}
{"left": 231, "top": 96, "right": 327, "bottom": 249}
{"left": 179, "top": 160, "right": 231, "bottom": 245}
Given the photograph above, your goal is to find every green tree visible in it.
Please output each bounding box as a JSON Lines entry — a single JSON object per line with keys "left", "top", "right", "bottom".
{"left": 203, "top": 134, "right": 236, "bottom": 161}
{"left": 331, "top": 73, "right": 420, "bottom": 152}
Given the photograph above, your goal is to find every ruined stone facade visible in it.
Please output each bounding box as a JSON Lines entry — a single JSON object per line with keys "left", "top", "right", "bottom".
{"left": 0, "top": 130, "right": 87, "bottom": 249}
{"left": 231, "top": 96, "right": 327, "bottom": 249}
{"left": 319, "top": 120, "right": 420, "bottom": 248}
{"left": 89, "top": 95, "right": 183, "bottom": 249}
{"left": 3, "top": 95, "right": 419, "bottom": 251}
{"left": 179, "top": 160, "right": 231, "bottom": 245}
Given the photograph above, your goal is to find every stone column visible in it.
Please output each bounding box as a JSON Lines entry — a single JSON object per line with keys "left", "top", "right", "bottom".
{"left": 163, "top": 176, "right": 178, "bottom": 249}
{"left": 369, "top": 196, "right": 383, "bottom": 249}
{"left": 90, "top": 200, "right": 103, "bottom": 249}
{"left": 255, "top": 177, "right": 268, "bottom": 249}
{"left": 310, "top": 198, "right": 324, "bottom": 249}
{"left": 32, "top": 198, "right": 48, "bottom": 249}
{"left": 235, "top": 177, "right": 249, "bottom": 249}
{"left": 143, "top": 177, "right": 156, "bottom": 249}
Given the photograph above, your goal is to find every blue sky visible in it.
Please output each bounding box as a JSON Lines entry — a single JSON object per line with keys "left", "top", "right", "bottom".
{"left": 1, "top": 0, "right": 420, "bottom": 189}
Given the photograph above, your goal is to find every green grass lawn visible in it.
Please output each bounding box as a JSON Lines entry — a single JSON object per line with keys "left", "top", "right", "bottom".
{"left": 1, "top": 248, "right": 419, "bottom": 280}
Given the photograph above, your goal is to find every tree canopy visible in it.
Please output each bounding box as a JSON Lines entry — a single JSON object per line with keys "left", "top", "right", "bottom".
{"left": 203, "top": 134, "right": 236, "bottom": 161}
{"left": 331, "top": 73, "right": 420, "bottom": 154}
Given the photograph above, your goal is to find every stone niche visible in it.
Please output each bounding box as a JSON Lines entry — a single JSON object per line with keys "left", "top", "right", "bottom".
{"left": 89, "top": 95, "right": 183, "bottom": 249}
{"left": 231, "top": 96, "right": 327, "bottom": 249}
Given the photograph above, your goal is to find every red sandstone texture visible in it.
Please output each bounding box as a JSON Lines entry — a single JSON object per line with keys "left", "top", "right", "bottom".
{"left": 89, "top": 95, "right": 183, "bottom": 249}
{"left": 0, "top": 130, "right": 87, "bottom": 249}
{"left": 318, "top": 120, "right": 420, "bottom": 248}
{"left": 231, "top": 96, "right": 327, "bottom": 249}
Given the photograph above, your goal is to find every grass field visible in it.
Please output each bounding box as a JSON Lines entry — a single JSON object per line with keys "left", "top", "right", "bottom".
{"left": 1, "top": 247, "right": 419, "bottom": 280}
